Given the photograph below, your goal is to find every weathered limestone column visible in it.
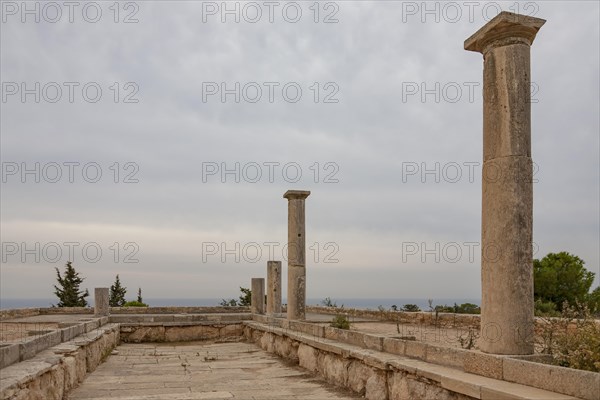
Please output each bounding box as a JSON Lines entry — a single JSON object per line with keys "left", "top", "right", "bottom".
{"left": 94, "top": 287, "right": 109, "bottom": 316}
{"left": 267, "top": 261, "right": 282, "bottom": 315}
{"left": 284, "top": 190, "right": 310, "bottom": 320}
{"left": 251, "top": 278, "right": 265, "bottom": 314}
{"left": 465, "top": 12, "right": 545, "bottom": 355}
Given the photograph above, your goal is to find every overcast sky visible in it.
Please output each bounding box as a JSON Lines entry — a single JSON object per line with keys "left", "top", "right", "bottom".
{"left": 1, "top": 0, "right": 598, "bottom": 303}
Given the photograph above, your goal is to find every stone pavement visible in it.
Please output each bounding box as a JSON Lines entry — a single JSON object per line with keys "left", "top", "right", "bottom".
{"left": 67, "top": 341, "right": 361, "bottom": 400}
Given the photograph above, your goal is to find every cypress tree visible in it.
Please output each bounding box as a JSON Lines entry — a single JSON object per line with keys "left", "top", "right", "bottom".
{"left": 109, "top": 275, "right": 127, "bottom": 307}
{"left": 53, "top": 261, "right": 89, "bottom": 307}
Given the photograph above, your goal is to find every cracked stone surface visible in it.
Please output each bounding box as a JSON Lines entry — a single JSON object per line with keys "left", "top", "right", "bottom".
{"left": 67, "top": 341, "right": 361, "bottom": 399}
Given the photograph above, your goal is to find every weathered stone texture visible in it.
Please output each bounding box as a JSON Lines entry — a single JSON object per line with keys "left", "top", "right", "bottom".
{"left": 284, "top": 190, "right": 310, "bottom": 320}
{"left": 267, "top": 260, "right": 282, "bottom": 314}
{"left": 94, "top": 288, "right": 109, "bottom": 316}
{"left": 465, "top": 12, "right": 545, "bottom": 355}
{"left": 251, "top": 278, "right": 265, "bottom": 314}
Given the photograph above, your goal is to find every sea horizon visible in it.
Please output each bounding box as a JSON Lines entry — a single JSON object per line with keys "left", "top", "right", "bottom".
{"left": 0, "top": 297, "right": 481, "bottom": 311}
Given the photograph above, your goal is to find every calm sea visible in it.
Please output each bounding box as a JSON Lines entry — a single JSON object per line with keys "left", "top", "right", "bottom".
{"left": 0, "top": 298, "right": 480, "bottom": 310}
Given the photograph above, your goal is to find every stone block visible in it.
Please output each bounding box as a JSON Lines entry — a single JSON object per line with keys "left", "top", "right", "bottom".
{"left": 289, "top": 320, "right": 324, "bottom": 338}
{"left": 219, "top": 324, "right": 243, "bottom": 338}
{"left": 60, "top": 324, "right": 84, "bottom": 342}
{"left": 318, "top": 352, "right": 349, "bottom": 387}
{"left": 251, "top": 278, "right": 265, "bottom": 314}
{"left": 464, "top": 351, "right": 504, "bottom": 379}
{"left": 173, "top": 314, "right": 193, "bottom": 322}
{"left": 0, "top": 343, "right": 20, "bottom": 368}
{"left": 347, "top": 360, "right": 373, "bottom": 394}
{"left": 503, "top": 357, "right": 600, "bottom": 400}
{"left": 298, "top": 343, "right": 319, "bottom": 372}
{"left": 365, "top": 371, "right": 388, "bottom": 400}
{"left": 426, "top": 345, "right": 466, "bottom": 369}
{"left": 441, "top": 374, "right": 481, "bottom": 399}
{"left": 123, "top": 326, "right": 166, "bottom": 343}
{"left": 94, "top": 288, "right": 109, "bottom": 316}
{"left": 267, "top": 260, "right": 282, "bottom": 315}
{"left": 383, "top": 337, "right": 406, "bottom": 356}
{"left": 405, "top": 340, "right": 427, "bottom": 360}
{"left": 164, "top": 325, "right": 220, "bottom": 342}
{"left": 364, "top": 334, "right": 384, "bottom": 351}
{"left": 19, "top": 330, "right": 62, "bottom": 361}
{"left": 81, "top": 319, "right": 100, "bottom": 333}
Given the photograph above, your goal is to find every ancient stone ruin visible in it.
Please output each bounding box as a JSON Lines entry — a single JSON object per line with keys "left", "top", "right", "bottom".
{"left": 465, "top": 11, "right": 545, "bottom": 356}
{"left": 2, "top": 12, "right": 598, "bottom": 400}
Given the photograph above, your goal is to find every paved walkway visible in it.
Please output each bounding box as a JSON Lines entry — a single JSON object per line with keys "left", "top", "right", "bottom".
{"left": 67, "top": 341, "right": 361, "bottom": 400}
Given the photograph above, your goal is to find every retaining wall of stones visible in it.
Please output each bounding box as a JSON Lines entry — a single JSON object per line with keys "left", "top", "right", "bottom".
{"left": 1, "top": 317, "right": 108, "bottom": 369}
{"left": 0, "top": 324, "right": 119, "bottom": 400}
{"left": 248, "top": 316, "right": 599, "bottom": 400}
{"left": 244, "top": 321, "right": 476, "bottom": 400}
{"left": 119, "top": 322, "right": 246, "bottom": 343}
{"left": 0, "top": 306, "right": 250, "bottom": 321}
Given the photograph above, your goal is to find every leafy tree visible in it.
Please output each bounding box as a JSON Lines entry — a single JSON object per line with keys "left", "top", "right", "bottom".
{"left": 220, "top": 287, "right": 252, "bottom": 307}
{"left": 109, "top": 275, "right": 127, "bottom": 307}
{"left": 53, "top": 262, "right": 89, "bottom": 307}
{"left": 455, "top": 303, "right": 481, "bottom": 314}
{"left": 534, "top": 252, "right": 595, "bottom": 311}
{"left": 136, "top": 287, "right": 143, "bottom": 303}
{"left": 587, "top": 286, "right": 600, "bottom": 315}
{"left": 321, "top": 297, "right": 337, "bottom": 307}
{"left": 534, "top": 299, "right": 560, "bottom": 317}
{"left": 219, "top": 298, "right": 238, "bottom": 306}
{"left": 401, "top": 304, "right": 421, "bottom": 312}
{"left": 238, "top": 287, "right": 251, "bottom": 306}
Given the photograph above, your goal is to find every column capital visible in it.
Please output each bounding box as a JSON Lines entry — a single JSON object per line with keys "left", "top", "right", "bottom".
{"left": 283, "top": 190, "right": 311, "bottom": 200}
{"left": 465, "top": 12, "right": 545, "bottom": 54}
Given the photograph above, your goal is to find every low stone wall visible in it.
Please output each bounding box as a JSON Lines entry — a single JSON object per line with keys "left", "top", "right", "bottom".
{"left": 109, "top": 312, "right": 251, "bottom": 324}
{"left": 1, "top": 317, "right": 108, "bottom": 369}
{"left": 0, "top": 306, "right": 250, "bottom": 322}
{"left": 120, "top": 322, "right": 246, "bottom": 343}
{"left": 0, "top": 324, "right": 119, "bottom": 400}
{"left": 247, "top": 317, "right": 598, "bottom": 400}
{"left": 244, "top": 321, "right": 474, "bottom": 400}
{"left": 110, "top": 306, "right": 249, "bottom": 314}
{"left": 307, "top": 306, "right": 481, "bottom": 329}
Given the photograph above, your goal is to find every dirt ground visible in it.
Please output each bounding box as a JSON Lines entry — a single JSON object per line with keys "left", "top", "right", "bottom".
{"left": 0, "top": 322, "right": 60, "bottom": 342}
{"left": 318, "top": 321, "right": 484, "bottom": 351}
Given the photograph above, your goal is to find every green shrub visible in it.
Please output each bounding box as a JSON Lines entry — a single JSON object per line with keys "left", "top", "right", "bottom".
{"left": 401, "top": 304, "right": 421, "bottom": 312}
{"left": 123, "top": 300, "right": 148, "bottom": 307}
{"left": 432, "top": 303, "right": 480, "bottom": 314}
{"left": 331, "top": 315, "right": 350, "bottom": 330}
{"left": 455, "top": 303, "right": 481, "bottom": 314}
{"left": 534, "top": 299, "right": 560, "bottom": 317}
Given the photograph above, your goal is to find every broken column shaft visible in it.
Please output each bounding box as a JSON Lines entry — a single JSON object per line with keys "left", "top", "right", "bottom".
{"left": 251, "top": 278, "right": 265, "bottom": 314}
{"left": 267, "top": 261, "right": 282, "bottom": 315}
{"left": 284, "top": 190, "right": 310, "bottom": 320}
{"left": 94, "top": 287, "right": 109, "bottom": 316}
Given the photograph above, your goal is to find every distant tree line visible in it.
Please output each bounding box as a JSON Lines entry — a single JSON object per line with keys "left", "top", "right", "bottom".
{"left": 52, "top": 262, "right": 148, "bottom": 307}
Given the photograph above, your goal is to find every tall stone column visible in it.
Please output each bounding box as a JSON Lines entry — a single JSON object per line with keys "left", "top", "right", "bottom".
{"left": 465, "top": 12, "right": 545, "bottom": 355}
{"left": 267, "top": 261, "right": 282, "bottom": 315}
{"left": 284, "top": 190, "right": 310, "bottom": 320}
{"left": 94, "top": 287, "right": 109, "bottom": 316}
{"left": 251, "top": 278, "right": 265, "bottom": 314}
